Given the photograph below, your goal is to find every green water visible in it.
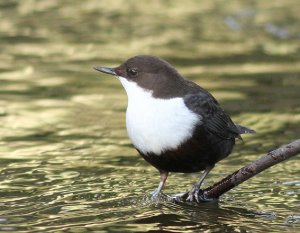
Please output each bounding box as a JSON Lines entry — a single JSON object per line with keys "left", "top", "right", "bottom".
{"left": 0, "top": 0, "right": 299, "bottom": 232}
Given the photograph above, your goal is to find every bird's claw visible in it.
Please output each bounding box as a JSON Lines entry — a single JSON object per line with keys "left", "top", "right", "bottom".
{"left": 186, "top": 188, "right": 217, "bottom": 203}
{"left": 186, "top": 188, "right": 200, "bottom": 203}
{"left": 151, "top": 191, "right": 159, "bottom": 199}
{"left": 186, "top": 187, "right": 203, "bottom": 203}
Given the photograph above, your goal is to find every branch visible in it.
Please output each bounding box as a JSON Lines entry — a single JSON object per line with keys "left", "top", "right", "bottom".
{"left": 180, "top": 139, "right": 300, "bottom": 202}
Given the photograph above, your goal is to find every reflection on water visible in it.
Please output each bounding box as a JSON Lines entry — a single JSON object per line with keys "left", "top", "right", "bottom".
{"left": 0, "top": 0, "right": 299, "bottom": 232}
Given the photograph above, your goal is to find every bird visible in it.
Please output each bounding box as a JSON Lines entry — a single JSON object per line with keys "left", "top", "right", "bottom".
{"left": 94, "top": 55, "right": 255, "bottom": 202}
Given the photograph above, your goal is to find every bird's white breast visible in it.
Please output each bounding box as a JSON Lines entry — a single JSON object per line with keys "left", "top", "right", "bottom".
{"left": 118, "top": 77, "right": 201, "bottom": 155}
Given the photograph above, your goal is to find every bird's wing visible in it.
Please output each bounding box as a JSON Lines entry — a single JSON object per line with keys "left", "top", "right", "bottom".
{"left": 184, "top": 93, "right": 241, "bottom": 139}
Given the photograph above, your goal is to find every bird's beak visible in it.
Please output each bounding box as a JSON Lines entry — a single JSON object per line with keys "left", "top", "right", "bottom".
{"left": 94, "top": 66, "right": 117, "bottom": 76}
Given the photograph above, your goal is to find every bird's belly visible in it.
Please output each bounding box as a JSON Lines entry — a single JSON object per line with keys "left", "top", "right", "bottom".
{"left": 125, "top": 97, "right": 200, "bottom": 155}
{"left": 139, "top": 130, "right": 235, "bottom": 173}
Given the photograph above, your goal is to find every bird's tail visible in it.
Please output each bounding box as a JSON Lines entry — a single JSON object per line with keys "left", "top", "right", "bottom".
{"left": 235, "top": 124, "right": 256, "bottom": 134}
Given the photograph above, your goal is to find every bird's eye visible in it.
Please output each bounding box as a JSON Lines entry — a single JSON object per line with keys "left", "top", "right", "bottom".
{"left": 127, "top": 68, "right": 138, "bottom": 76}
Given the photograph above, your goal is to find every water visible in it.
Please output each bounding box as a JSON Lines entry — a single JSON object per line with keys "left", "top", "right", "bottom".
{"left": 0, "top": 0, "right": 299, "bottom": 232}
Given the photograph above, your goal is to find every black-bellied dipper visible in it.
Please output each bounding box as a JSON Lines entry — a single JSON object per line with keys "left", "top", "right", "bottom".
{"left": 95, "top": 55, "right": 255, "bottom": 201}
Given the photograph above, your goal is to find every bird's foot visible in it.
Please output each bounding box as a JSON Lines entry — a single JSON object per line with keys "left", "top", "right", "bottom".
{"left": 186, "top": 186, "right": 203, "bottom": 203}
{"left": 151, "top": 189, "right": 165, "bottom": 200}
{"left": 150, "top": 189, "right": 169, "bottom": 202}
{"left": 185, "top": 188, "right": 217, "bottom": 203}
{"left": 151, "top": 189, "right": 160, "bottom": 199}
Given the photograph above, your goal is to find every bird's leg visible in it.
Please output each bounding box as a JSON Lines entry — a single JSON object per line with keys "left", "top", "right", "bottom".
{"left": 187, "top": 165, "right": 214, "bottom": 202}
{"left": 151, "top": 170, "right": 169, "bottom": 198}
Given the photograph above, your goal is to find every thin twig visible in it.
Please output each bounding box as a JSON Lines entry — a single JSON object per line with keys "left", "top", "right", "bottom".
{"left": 180, "top": 139, "right": 300, "bottom": 202}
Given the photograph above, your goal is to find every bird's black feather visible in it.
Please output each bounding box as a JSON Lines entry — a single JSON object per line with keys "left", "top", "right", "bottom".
{"left": 184, "top": 93, "right": 241, "bottom": 140}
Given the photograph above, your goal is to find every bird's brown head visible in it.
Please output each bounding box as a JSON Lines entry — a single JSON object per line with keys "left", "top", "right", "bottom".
{"left": 95, "top": 55, "right": 190, "bottom": 98}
